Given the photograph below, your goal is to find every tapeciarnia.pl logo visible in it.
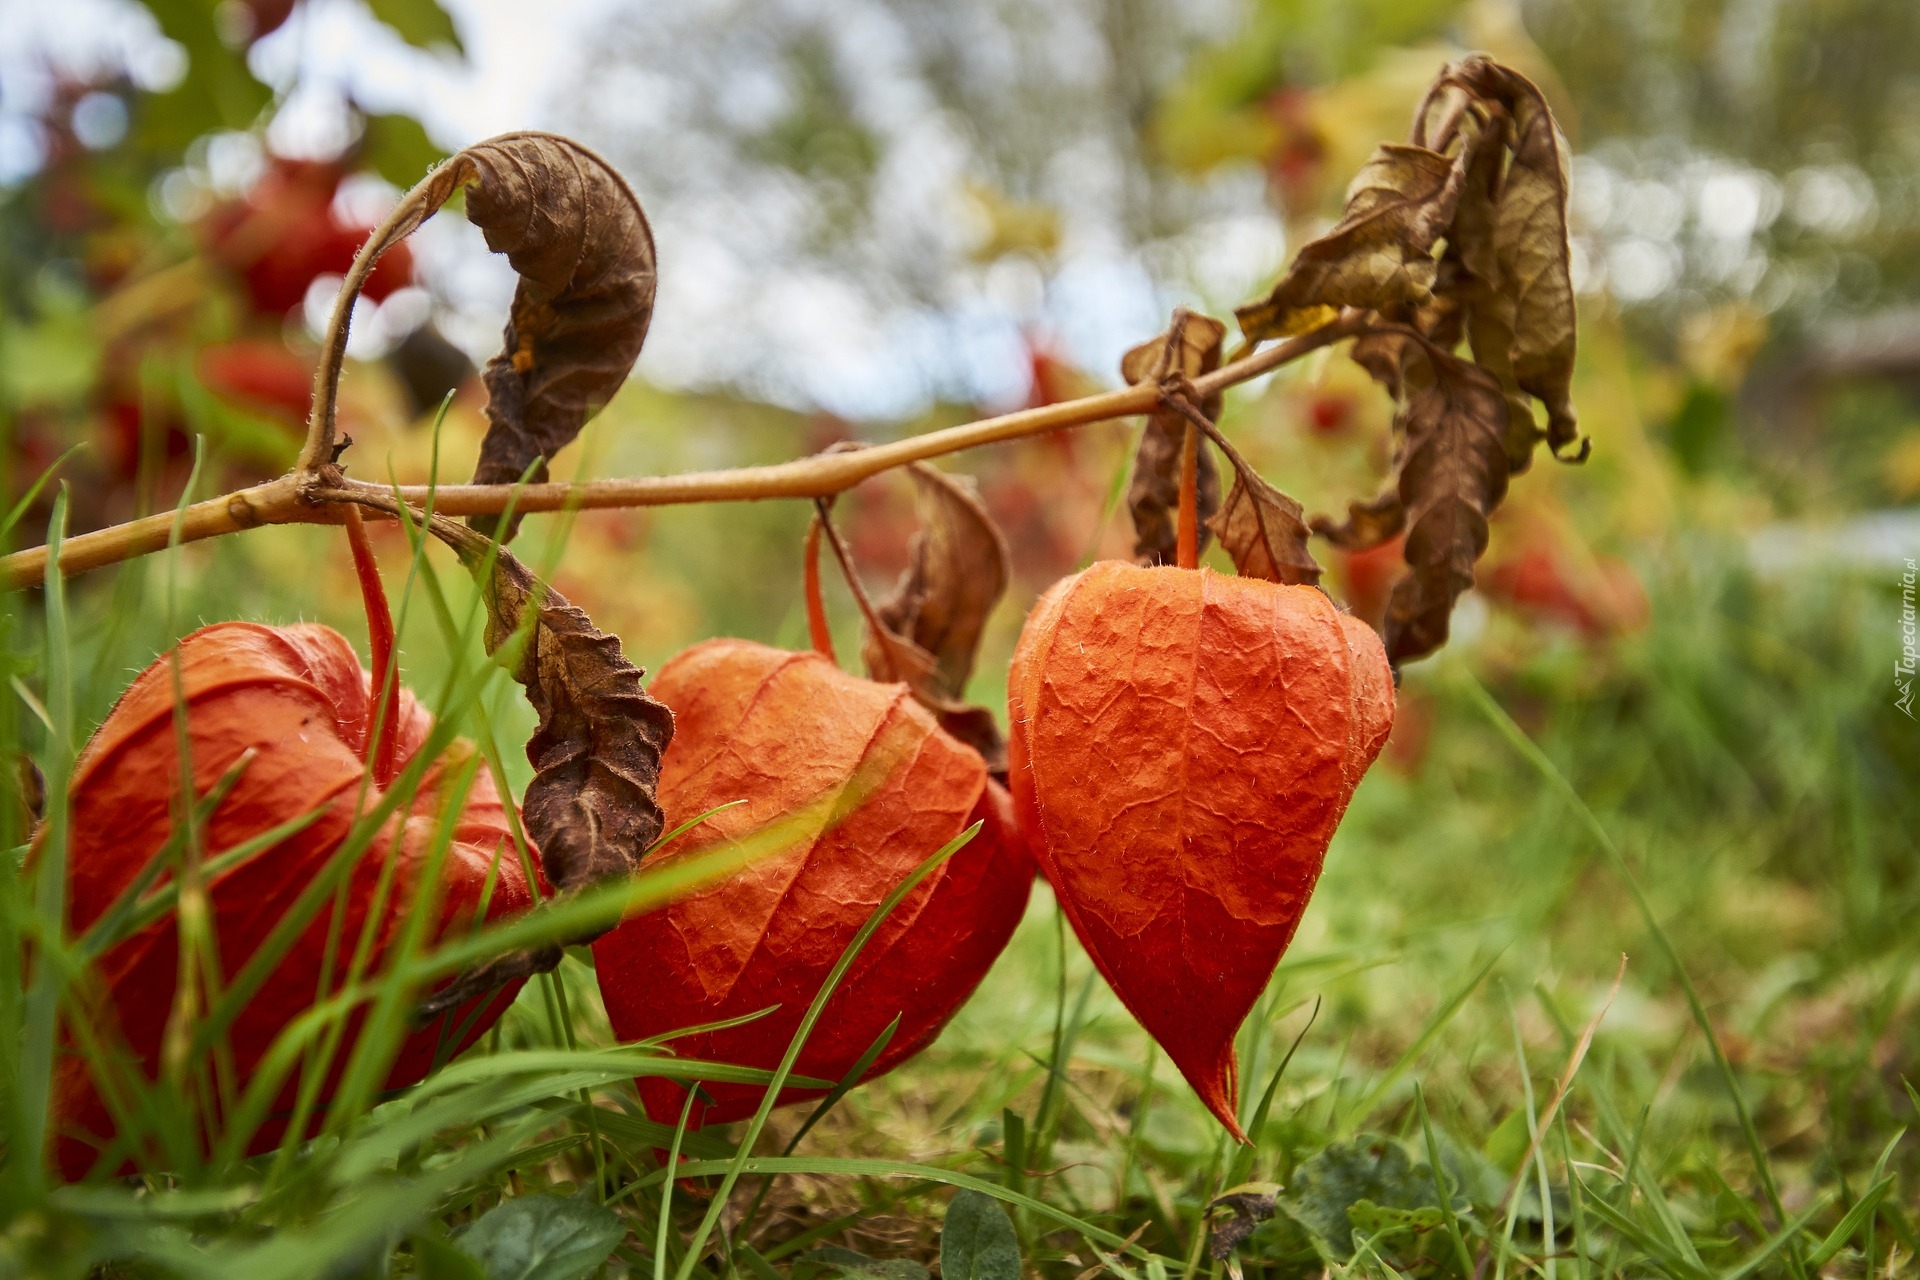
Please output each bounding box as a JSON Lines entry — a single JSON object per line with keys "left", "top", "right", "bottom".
{"left": 1900, "top": 557, "right": 1917, "bottom": 719}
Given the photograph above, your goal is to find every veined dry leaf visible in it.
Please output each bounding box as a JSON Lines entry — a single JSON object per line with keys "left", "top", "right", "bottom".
{"left": 1379, "top": 346, "right": 1511, "bottom": 663}
{"left": 415, "top": 518, "right": 673, "bottom": 1013}
{"left": 458, "top": 135, "right": 657, "bottom": 534}
{"left": 450, "top": 528, "right": 673, "bottom": 893}
{"left": 866, "top": 466, "right": 1009, "bottom": 701}
{"left": 337, "top": 133, "right": 656, "bottom": 540}
{"left": 862, "top": 465, "right": 1012, "bottom": 772}
{"left": 1235, "top": 145, "right": 1469, "bottom": 342}
{"left": 1202, "top": 429, "right": 1321, "bottom": 586}
{"left": 1310, "top": 489, "right": 1405, "bottom": 552}
{"left": 1122, "top": 312, "right": 1227, "bottom": 565}
{"left": 1440, "top": 59, "right": 1583, "bottom": 463}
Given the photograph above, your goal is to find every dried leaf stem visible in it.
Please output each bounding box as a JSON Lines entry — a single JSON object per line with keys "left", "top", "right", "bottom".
{"left": 2, "top": 313, "right": 1362, "bottom": 592}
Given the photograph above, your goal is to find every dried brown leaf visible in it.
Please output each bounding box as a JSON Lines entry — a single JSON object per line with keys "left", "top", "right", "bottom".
{"left": 861, "top": 464, "right": 1012, "bottom": 772}
{"left": 398, "top": 508, "right": 674, "bottom": 1019}
{"left": 1379, "top": 346, "right": 1511, "bottom": 663}
{"left": 1235, "top": 144, "right": 1469, "bottom": 342}
{"left": 1122, "top": 312, "right": 1226, "bottom": 565}
{"left": 1310, "top": 489, "right": 1405, "bottom": 551}
{"left": 1441, "top": 59, "right": 1583, "bottom": 465}
{"left": 463, "top": 136, "right": 656, "bottom": 532}
{"left": 1208, "top": 1191, "right": 1279, "bottom": 1260}
{"left": 373, "top": 133, "right": 658, "bottom": 540}
{"left": 1202, "top": 431, "right": 1322, "bottom": 585}
{"left": 321, "top": 133, "right": 655, "bottom": 533}
{"left": 433, "top": 519, "right": 673, "bottom": 898}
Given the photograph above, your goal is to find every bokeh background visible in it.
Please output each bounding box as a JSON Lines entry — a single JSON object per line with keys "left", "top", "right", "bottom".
{"left": 3, "top": 0, "right": 1919, "bottom": 1270}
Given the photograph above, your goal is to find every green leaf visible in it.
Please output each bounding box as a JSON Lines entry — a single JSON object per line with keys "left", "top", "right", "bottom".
{"left": 457, "top": 1194, "right": 625, "bottom": 1280}
{"left": 360, "top": 111, "right": 450, "bottom": 189}
{"left": 941, "top": 1189, "right": 1022, "bottom": 1280}
{"left": 1483, "top": 1108, "right": 1531, "bottom": 1174}
{"left": 137, "top": 0, "right": 275, "bottom": 148}
{"left": 416, "top": 1232, "right": 490, "bottom": 1280}
{"left": 367, "top": 0, "right": 465, "bottom": 53}
{"left": 1347, "top": 1199, "right": 1445, "bottom": 1236}
{"left": 1280, "top": 1137, "right": 1439, "bottom": 1263}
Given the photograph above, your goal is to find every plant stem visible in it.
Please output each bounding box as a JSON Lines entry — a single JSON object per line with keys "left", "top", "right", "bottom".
{"left": 2, "top": 315, "right": 1362, "bottom": 592}
{"left": 802, "top": 513, "right": 836, "bottom": 663}
{"left": 343, "top": 504, "right": 399, "bottom": 784}
{"left": 1176, "top": 418, "right": 1199, "bottom": 571}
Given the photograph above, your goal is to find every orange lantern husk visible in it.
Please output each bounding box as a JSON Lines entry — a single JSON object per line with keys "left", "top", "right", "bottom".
{"left": 48, "top": 622, "right": 537, "bottom": 1179}
{"left": 593, "top": 638, "right": 1031, "bottom": 1130}
{"left": 1008, "top": 561, "right": 1393, "bottom": 1139}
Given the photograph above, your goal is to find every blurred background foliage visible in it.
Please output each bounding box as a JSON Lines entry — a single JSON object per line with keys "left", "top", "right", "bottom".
{"left": 1, "top": 0, "right": 1918, "bottom": 1272}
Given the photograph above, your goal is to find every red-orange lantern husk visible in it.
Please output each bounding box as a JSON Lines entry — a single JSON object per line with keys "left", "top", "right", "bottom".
{"left": 1008, "top": 562, "right": 1393, "bottom": 1139}
{"left": 50, "top": 622, "right": 538, "bottom": 1179}
{"left": 593, "top": 638, "right": 1031, "bottom": 1130}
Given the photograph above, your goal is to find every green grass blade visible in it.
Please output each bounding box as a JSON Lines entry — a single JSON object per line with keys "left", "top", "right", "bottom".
{"left": 657, "top": 1086, "right": 698, "bottom": 1280}
{"left": 16, "top": 487, "right": 74, "bottom": 1195}
{"left": 1570, "top": 1173, "right": 1710, "bottom": 1280}
{"left": 1805, "top": 1176, "right": 1893, "bottom": 1270}
{"left": 784, "top": 1013, "right": 899, "bottom": 1157}
{"left": 1415, "top": 1084, "right": 1476, "bottom": 1278}
{"left": 1227, "top": 995, "right": 1316, "bottom": 1189}
{"left": 1722, "top": 1193, "right": 1831, "bottom": 1280}
{"left": 1336, "top": 947, "right": 1502, "bottom": 1132}
{"left": 1462, "top": 672, "right": 1800, "bottom": 1277}
{"left": 1, "top": 444, "right": 86, "bottom": 543}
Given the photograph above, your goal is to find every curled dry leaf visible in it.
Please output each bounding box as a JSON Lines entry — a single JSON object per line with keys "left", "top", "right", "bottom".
{"left": 411, "top": 515, "right": 673, "bottom": 1016}
{"left": 458, "top": 136, "right": 657, "bottom": 533}
{"left": 432, "top": 521, "right": 672, "bottom": 894}
{"left": 1310, "top": 490, "right": 1405, "bottom": 553}
{"left": 1373, "top": 341, "right": 1512, "bottom": 664}
{"left": 861, "top": 465, "right": 1012, "bottom": 772}
{"left": 314, "top": 132, "right": 656, "bottom": 540}
{"left": 1226, "top": 57, "right": 1586, "bottom": 663}
{"left": 1208, "top": 1188, "right": 1280, "bottom": 1260}
{"left": 1235, "top": 145, "right": 1470, "bottom": 342}
{"left": 1122, "top": 312, "right": 1225, "bottom": 565}
{"left": 1437, "top": 57, "right": 1583, "bottom": 463}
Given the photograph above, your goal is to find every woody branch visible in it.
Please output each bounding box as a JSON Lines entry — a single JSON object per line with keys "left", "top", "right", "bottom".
{"left": 1, "top": 313, "right": 1362, "bottom": 592}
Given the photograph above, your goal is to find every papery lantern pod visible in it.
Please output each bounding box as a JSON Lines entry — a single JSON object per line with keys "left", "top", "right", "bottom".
{"left": 46, "top": 620, "right": 539, "bottom": 1179}
{"left": 592, "top": 638, "right": 1031, "bottom": 1130}
{"left": 1007, "top": 561, "right": 1393, "bottom": 1138}
{"left": 39, "top": 508, "right": 542, "bottom": 1179}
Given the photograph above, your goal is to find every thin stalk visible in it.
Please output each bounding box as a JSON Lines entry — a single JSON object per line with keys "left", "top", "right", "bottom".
{"left": 1176, "top": 420, "right": 1199, "bottom": 571}
{"left": 1, "top": 318, "right": 1362, "bottom": 590}
{"left": 343, "top": 504, "right": 399, "bottom": 784}
{"left": 803, "top": 513, "right": 836, "bottom": 662}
